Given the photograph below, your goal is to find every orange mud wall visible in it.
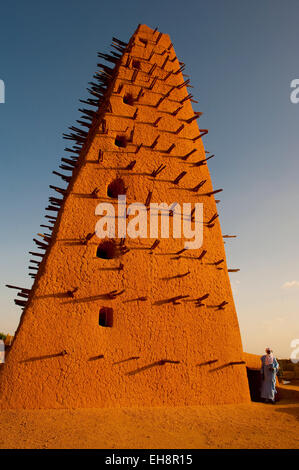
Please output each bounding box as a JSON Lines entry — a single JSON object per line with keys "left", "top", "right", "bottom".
{"left": 0, "top": 25, "right": 250, "bottom": 409}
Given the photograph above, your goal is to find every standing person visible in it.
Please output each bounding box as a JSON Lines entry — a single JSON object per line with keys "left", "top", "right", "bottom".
{"left": 0, "top": 339, "right": 4, "bottom": 364}
{"left": 260, "top": 348, "right": 279, "bottom": 403}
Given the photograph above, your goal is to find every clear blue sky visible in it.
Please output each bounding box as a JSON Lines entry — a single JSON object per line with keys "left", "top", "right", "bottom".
{"left": 0, "top": 0, "right": 298, "bottom": 358}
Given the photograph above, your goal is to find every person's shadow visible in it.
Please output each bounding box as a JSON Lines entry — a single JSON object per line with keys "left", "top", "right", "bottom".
{"left": 275, "top": 405, "right": 299, "bottom": 421}
{"left": 276, "top": 385, "right": 299, "bottom": 409}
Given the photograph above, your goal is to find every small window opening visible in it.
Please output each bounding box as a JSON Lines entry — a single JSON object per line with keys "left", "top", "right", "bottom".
{"left": 99, "top": 307, "right": 113, "bottom": 327}
{"left": 132, "top": 60, "right": 141, "bottom": 69}
{"left": 139, "top": 38, "right": 148, "bottom": 46}
{"left": 123, "top": 93, "right": 134, "bottom": 106}
{"left": 96, "top": 240, "right": 118, "bottom": 259}
{"left": 115, "top": 135, "right": 127, "bottom": 148}
{"left": 107, "top": 178, "right": 127, "bottom": 199}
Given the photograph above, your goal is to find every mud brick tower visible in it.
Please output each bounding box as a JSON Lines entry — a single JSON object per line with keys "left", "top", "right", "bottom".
{"left": 0, "top": 25, "right": 250, "bottom": 408}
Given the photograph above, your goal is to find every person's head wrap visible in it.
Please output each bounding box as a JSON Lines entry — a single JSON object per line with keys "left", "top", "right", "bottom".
{"left": 265, "top": 348, "right": 274, "bottom": 365}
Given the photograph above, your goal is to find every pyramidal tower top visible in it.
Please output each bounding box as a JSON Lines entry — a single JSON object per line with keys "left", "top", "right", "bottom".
{"left": 1, "top": 25, "right": 250, "bottom": 409}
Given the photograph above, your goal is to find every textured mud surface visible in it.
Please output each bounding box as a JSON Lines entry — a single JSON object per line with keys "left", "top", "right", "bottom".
{"left": 0, "top": 385, "right": 298, "bottom": 449}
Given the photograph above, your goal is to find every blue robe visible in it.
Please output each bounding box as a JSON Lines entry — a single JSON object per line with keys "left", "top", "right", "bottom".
{"left": 260, "top": 355, "right": 279, "bottom": 401}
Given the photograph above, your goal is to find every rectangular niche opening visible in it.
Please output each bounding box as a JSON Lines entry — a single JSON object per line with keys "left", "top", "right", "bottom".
{"left": 99, "top": 307, "right": 113, "bottom": 327}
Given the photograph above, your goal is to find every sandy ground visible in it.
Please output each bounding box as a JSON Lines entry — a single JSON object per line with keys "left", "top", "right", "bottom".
{"left": 0, "top": 384, "right": 298, "bottom": 449}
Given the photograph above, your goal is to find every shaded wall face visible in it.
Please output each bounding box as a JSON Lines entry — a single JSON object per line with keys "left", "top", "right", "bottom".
{"left": 0, "top": 25, "right": 250, "bottom": 409}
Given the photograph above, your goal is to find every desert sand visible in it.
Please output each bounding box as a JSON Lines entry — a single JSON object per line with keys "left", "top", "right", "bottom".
{"left": 0, "top": 384, "right": 297, "bottom": 449}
